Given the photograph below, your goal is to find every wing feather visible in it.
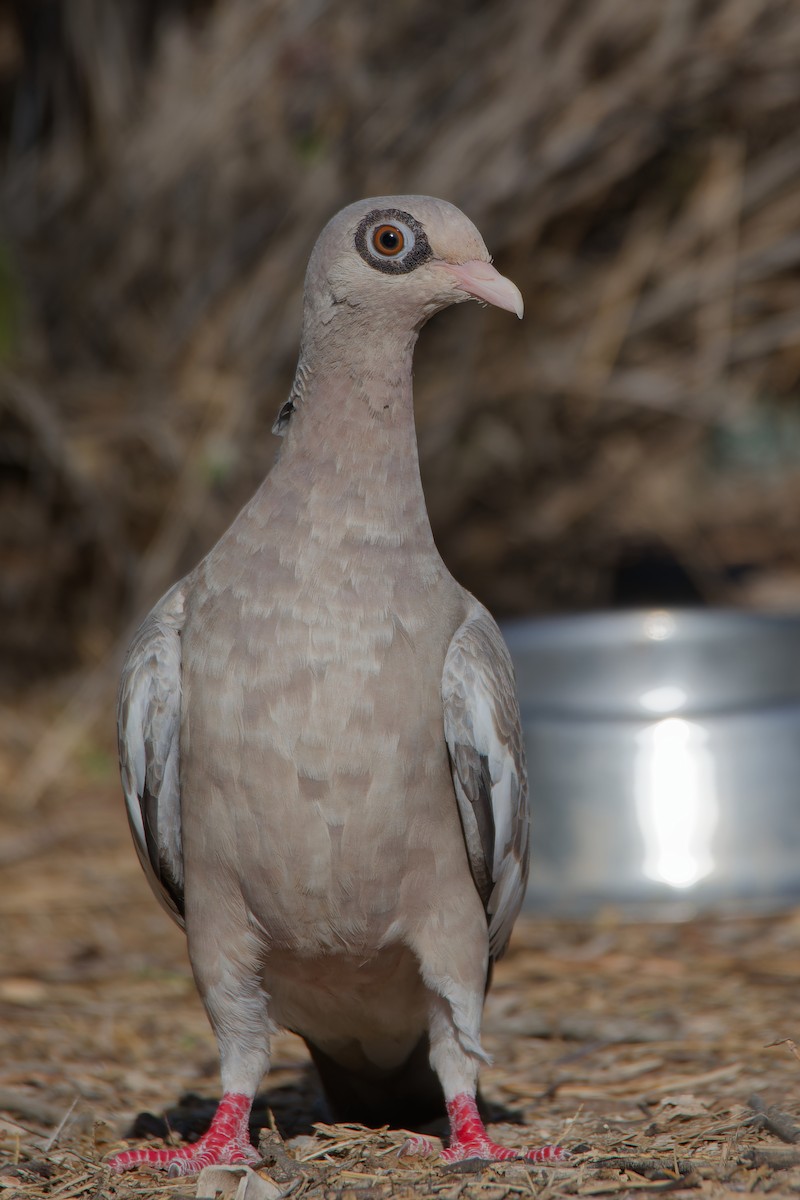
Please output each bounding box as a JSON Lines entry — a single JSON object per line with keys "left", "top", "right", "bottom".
{"left": 117, "top": 581, "right": 186, "bottom": 927}
{"left": 442, "top": 606, "right": 530, "bottom": 959}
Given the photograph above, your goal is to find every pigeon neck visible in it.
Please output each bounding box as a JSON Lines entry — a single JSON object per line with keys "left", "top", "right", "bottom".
{"left": 275, "top": 334, "right": 436, "bottom": 544}
{"left": 281, "top": 322, "right": 419, "bottom": 428}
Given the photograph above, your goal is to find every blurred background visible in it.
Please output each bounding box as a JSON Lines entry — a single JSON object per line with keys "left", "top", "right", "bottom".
{"left": 1, "top": 0, "right": 800, "bottom": 815}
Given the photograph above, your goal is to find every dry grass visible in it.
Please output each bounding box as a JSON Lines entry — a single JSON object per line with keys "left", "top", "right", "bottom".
{"left": 3, "top": 0, "right": 800, "bottom": 690}
{"left": 3, "top": 712, "right": 800, "bottom": 1198}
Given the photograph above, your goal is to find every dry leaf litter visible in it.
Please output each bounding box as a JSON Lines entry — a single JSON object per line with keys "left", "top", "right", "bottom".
{"left": 3, "top": 706, "right": 800, "bottom": 1199}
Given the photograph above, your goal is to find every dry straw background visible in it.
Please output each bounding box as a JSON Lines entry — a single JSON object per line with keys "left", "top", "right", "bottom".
{"left": 3, "top": 1, "right": 800, "bottom": 1197}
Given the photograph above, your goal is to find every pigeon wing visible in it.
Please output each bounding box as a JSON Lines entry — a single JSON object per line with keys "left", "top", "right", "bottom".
{"left": 117, "top": 581, "right": 186, "bottom": 927}
{"left": 442, "top": 606, "right": 530, "bottom": 960}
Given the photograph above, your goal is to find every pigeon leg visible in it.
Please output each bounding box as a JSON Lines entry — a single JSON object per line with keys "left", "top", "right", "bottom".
{"left": 441, "top": 1093, "right": 568, "bottom": 1164}
{"left": 106, "top": 1091, "right": 259, "bottom": 1175}
{"left": 428, "top": 995, "right": 567, "bottom": 1164}
{"left": 108, "top": 931, "right": 271, "bottom": 1175}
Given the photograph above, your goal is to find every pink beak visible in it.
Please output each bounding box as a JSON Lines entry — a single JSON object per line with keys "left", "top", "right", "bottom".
{"left": 441, "top": 259, "right": 524, "bottom": 319}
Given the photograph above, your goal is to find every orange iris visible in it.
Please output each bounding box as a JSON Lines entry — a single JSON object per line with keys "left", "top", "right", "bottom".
{"left": 372, "top": 224, "right": 405, "bottom": 256}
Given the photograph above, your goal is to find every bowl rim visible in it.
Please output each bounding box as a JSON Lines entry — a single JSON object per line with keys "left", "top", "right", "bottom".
{"left": 502, "top": 606, "right": 800, "bottom": 651}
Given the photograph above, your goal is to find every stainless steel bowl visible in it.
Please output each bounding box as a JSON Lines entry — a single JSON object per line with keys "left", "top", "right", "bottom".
{"left": 503, "top": 609, "right": 800, "bottom": 914}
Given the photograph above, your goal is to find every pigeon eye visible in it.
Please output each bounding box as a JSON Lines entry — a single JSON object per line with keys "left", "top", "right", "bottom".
{"left": 366, "top": 219, "right": 415, "bottom": 262}
{"left": 355, "top": 209, "right": 430, "bottom": 274}
{"left": 372, "top": 224, "right": 406, "bottom": 257}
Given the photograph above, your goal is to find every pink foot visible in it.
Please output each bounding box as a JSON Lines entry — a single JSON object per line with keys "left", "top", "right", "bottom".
{"left": 441, "top": 1094, "right": 568, "bottom": 1165}
{"left": 107, "top": 1092, "right": 259, "bottom": 1177}
{"left": 398, "top": 1134, "right": 439, "bottom": 1158}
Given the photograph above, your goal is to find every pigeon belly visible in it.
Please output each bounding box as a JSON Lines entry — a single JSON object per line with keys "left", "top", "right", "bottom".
{"left": 266, "top": 942, "right": 430, "bottom": 1071}
{"left": 177, "top": 496, "right": 476, "bottom": 996}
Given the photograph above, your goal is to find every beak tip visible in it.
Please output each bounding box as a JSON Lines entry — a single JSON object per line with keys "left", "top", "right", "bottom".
{"left": 443, "top": 260, "right": 524, "bottom": 321}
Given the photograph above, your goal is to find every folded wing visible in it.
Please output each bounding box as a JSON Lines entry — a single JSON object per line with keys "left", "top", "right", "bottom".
{"left": 442, "top": 607, "right": 530, "bottom": 959}
{"left": 117, "top": 581, "right": 186, "bottom": 926}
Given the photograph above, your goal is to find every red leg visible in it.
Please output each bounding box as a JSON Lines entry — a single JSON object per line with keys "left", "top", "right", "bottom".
{"left": 441, "top": 1093, "right": 568, "bottom": 1164}
{"left": 398, "top": 1133, "right": 439, "bottom": 1157}
{"left": 107, "top": 1091, "right": 260, "bottom": 1176}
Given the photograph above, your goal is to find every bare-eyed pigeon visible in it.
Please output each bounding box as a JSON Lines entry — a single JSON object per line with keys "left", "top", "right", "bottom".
{"left": 109, "top": 196, "right": 566, "bottom": 1174}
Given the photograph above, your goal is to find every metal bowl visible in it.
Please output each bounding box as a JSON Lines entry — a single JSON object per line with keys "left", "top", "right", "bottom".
{"left": 503, "top": 609, "right": 800, "bottom": 914}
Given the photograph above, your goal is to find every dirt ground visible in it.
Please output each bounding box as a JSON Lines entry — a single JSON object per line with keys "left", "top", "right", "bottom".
{"left": 3, "top": 694, "right": 800, "bottom": 1199}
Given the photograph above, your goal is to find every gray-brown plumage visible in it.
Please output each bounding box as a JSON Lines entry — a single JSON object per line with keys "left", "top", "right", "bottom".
{"left": 111, "top": 196, "right": 564, "bottom": 1173}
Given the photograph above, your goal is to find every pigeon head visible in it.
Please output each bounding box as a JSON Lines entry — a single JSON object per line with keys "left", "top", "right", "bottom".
{"left": 303, "top": 195, "right": 523, "bottom": 337}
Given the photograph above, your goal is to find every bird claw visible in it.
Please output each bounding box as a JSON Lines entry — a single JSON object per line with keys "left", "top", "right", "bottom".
{"left": 106, "top": 1091, "right": 258, "bottom": 1176}
{"left": 441, "top": 1093, "right": 568, "bottom": 1166}
{"left": 107, "top": 1138, "right": 260, "bottom": 1176}
{"left": 398, "top": 1134, "right": 439, "bottom": 1158}
{"left": 441, "top": 1138, "right": 569, "bottom": 1164}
